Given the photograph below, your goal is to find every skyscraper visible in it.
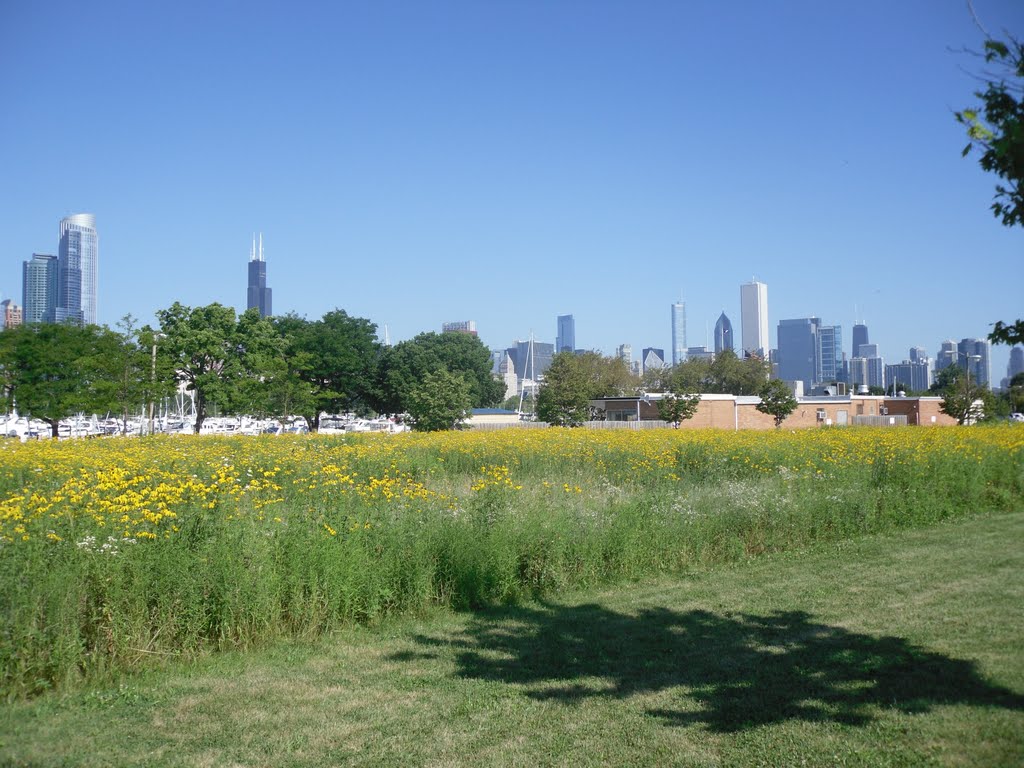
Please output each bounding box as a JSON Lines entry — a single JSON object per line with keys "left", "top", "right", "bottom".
{"left": 776, "top": 317, "right": 843, "bottom": 389}
{"left": 1009, "top": 346, "right": 1024, "bottom": 379}
{"left": 556, "top": 314, "right": 575, "bottom": 353}
{"left": 442, "top": 320, "right": 477, "bottom": 335}
{"left": 885, "top": 360, "right": 931, "bottom": 392}
{"left": 616, "top": 344, "right": 632, "bottom": 367}
{"left": 22, "top": 253, "right": 58, "bottom": 324}
{"left": 57, "top": 214, "right": 98, "bottom": 325}
{"left": 815, "top": 324, "right": 843, "bottom": 384}
{"left": 671, "top": 301, "right": 686, "bottom": 365}
{"left": 935, "top": 340, "right": 957, "bottom": 372}
{"left": 958, "top": 338, "right": 991, "bottom": 389}
{"left": 740, "top": 281, "right": 768, "bottom": 356}
{"left": 641, "top": 348, "right": 665, "bottom": 373}
{"left": 246, "top": 233, "right": 272, "bottom": 318}
{"left": 776, "top": 317, "right": 819, "bottom": 388}
{"left": 852, "top": 323, "right": 869, "bottom": 358}
{"left": 713, "top": 311, "right": 734, "bottom": 355}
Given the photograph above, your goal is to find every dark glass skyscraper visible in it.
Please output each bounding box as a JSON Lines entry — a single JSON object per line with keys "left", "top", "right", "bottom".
{"left": 714, "top": 312, "right": 734, "bottom": 354}
{"left": 556, "top": 314, "right": 575, "bottom": 353}
{"left": 777, "top": 317, "right": 842, "bottom": 390}
{"left": 246, "top": 233, "right": 272, "bottom": 318}
{"left": 852, "top": 323, "right": 869, "bottom": 358}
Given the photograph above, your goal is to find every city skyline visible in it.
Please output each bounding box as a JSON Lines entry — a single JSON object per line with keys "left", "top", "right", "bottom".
{"left": 6, "top": 215, "right": 1017, "bottom": 391}
{"left": 1, "top": 2, "right": 1020, "bottom": 376}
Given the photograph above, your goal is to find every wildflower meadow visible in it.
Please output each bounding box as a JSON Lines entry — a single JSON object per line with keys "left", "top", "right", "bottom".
{"left": 1, "top": 426, "right": 1021, "bottom": 697}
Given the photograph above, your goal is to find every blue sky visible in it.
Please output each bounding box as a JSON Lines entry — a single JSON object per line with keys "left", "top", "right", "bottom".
{"left": 1, "top": 0, "right": 1021, "bottom": 380}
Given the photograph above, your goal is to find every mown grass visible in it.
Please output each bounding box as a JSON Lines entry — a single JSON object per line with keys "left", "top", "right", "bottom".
{"left": 1, "top": 511, "right": 1021, "bottom": 766}
{"left": 0, "top": 426, "right": 1021, "bottom": 696}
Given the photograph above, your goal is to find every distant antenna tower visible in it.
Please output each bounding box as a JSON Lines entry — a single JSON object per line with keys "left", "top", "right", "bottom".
{"left": 383, "top": 323, "right": 391, "bottom": 347}
{"left": 249, "top": 232, "right": 264, "bottom": 262}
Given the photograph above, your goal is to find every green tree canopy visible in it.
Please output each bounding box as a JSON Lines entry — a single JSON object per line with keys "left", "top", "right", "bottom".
{"left": 642, "top": 351, "right": 770, "bottom": 396}
{"left": 657, "top": 392, "right": 701, "bottom": 427}
{"left": 0, "top": 323, "right": 123, "bottom": 437}
{"left": 272, "top": 310, "right": 381, "bottom": 430}
{"left": 154, "top": 303, "right": 281, "bottom": 433}
{"left": 956, "top": 33, "right": 1024, "bottom": 346}
{"left": 934, "top": 364, "right": 992, "bottom": 424}
{"left": 376, "top": 331, "right": 504, "bottom": 415}
{"left": 536, "top": 352, "right": 593, "bottom": 427}
{"left": 536, "top": 351, "right": 639, "bottom": 427}
{"left": 406, "top": 369, "right": 472, "bottom": 431}
{"left": 756, "top": 379, "right": 799, "bottom": 429}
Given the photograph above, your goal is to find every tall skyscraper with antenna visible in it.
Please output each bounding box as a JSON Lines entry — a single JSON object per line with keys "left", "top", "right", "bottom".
{"left": 246, "top": 233, "right": 272, "bottom": 318}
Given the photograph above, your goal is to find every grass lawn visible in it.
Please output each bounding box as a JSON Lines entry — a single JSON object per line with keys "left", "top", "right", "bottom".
{"left": 2, "top": 511, "right": 1022, "bottom": 767}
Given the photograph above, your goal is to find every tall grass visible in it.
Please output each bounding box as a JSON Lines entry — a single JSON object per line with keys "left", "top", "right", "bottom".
{"left": 0, "top": 426, "right": 1021, "bottom": 696}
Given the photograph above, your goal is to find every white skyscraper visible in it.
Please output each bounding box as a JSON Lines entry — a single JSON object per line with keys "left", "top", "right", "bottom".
{"left": 740, "top": 280, "right": 768, "bottom": 356}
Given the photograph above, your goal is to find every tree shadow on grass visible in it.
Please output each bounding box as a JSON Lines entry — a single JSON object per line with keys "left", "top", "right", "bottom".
{"left": 392, "top": 604, "right": 1024, "bottom": 732}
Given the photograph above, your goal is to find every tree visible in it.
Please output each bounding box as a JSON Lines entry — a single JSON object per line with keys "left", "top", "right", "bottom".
{"left": 956, "top": 32, "right": 1024, "bottom": 345}
{"left": 107, "top": 316, "right": 178, "bottom": 434}
{"left": 756, "top": 379, "right": 798, "bottom": 428}
{"left": 657, "top": 392, "right": 701, "bottom": 427}
{"left": 936, "top": 365, "right": 991, "bottom": 424}
{"left": 643, "top": 352, "right": 770, "bottom": 396}
{"left": 0, "top": 323, "right": 122, "bottom": 437}
{"left": 155, "top": 303, "right": 281, "bottom": 433}
{"left": 376, "top": 332, "right": 504, "bottom": 415}
{"left": 273, "top": 310, "right": 381, "bottom": 430}
{"left": 406, "top": 369, "right": 472, "bottom": 431}
{"left": 989, "top": 320, "right": 1024, "bottom": 347}
{"left": 1005, "top": 371, "right": 1024, "bottom": 414}
{"left": 536, "top": 351, "right": 639, "bottom": 427}
{"left": 536, "top": 352, "right": 592, "bottom": 427}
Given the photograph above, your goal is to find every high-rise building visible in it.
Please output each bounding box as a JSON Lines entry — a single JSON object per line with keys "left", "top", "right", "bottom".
{"left": 506, "top": 340, "right": 555, "bottom": 385}
{"left": 56, "top": 214, "right": 98, "bottom": 325}
{"left": 909, "top": 346, "right": 928, "bottom": 364}
{"left": 816, "top": 324, "right": 843, "bottom": 384}
{"left": 958, "top": 338, "right": 991, "bottom": 389}
{"left": 866, "top": 356, "right": 886, "bottom": 390}
{"left": 556, "top": 314, "right": 575, "bottom": 353}
{"left": 671, "top": 302, "right": 686, "bottom": 365}
{"left": 848, "top": 357, "right": 868, "bottom": 390}
{"left": 740, "top": 281, "right": 768, "bottom": 356}
{"left": 714, "top": 312, "right": 734, "bottom": 355}
{"left": 885, "top": 360, "right": 931, "bottom": 393}
{"left": 246, "top": 233, "right": 272, "bottom": 318}
{"left": 687, "top": 345, "right": 713, "bottom": 361}
{"left": 935, "top": 340, "right": 957, "bottom": 372}
{"left": 442, "top": 320, "right": 477, "bottom": 335}
{"left": 1009, "top": 346, "right": 1024, "bottom": 379}
{"left": 776, "top": 317, "right": 819, "bottom": 388}
{"left": 1, "top": 300, "right": 22, "bottom": 329}
{"left": 777, "top": 317, "right": 842, "bottom": 389}
{"left": 616, "top": 344, "right": 632, "bottom": 366}
{"left": 22, "top": 253, "right": 58, "bottom": 324}
{"left": 641, "top": 347, "right": 665, "bottom": 374}
{"left": 852, "top": 323, "right": 869, "bottom": 358}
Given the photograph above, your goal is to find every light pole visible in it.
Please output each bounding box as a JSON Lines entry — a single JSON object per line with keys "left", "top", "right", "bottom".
{"left": 148, "top": 333, "right": 166, "bottom": 435}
